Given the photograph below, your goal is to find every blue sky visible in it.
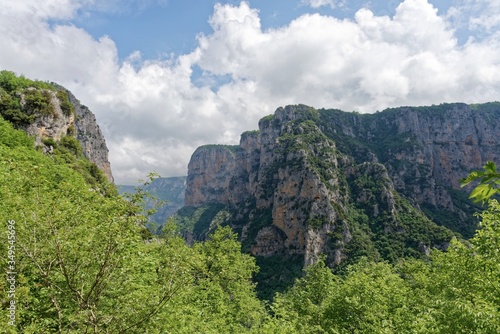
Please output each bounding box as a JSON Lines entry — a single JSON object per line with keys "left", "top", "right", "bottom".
{"left": 1, "top": 0, "right": 499, "bottom": 184}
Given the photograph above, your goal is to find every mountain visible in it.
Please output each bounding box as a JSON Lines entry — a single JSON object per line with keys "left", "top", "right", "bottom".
{"left": 0, "top": 71, "right": 113, "bottom": 183}
{"left": 118, "top": 176, "right": 186, "bottom": 232}
{"left": 175, "top": 103, "right": 499, "bottom": 295}
{"left": 65, "top": 87, "right": 113, "bottom": 182}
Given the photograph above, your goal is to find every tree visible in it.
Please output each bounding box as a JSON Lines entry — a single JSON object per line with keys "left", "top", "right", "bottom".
{"left": 461, "top": 161, "right": 500, "bottom": 204}
{"left": 0, "top": 121, "right": 174, "bottom": 333}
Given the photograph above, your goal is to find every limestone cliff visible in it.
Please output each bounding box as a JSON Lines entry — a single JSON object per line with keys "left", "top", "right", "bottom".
{"left": 65, "top": 88, "right": 113, "bottom": 182}
{"left": 180, "top": 103, "right": 500, "bottom": 269}
{"left": 17, "top": 85, "right": 114, "bottom": 182}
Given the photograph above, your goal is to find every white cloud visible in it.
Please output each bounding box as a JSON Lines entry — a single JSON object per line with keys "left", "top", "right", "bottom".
{"left": 447, "top": 0, "right": 500, "bottom": 40}
{"left": 1, "top": 0, "right": 500, "bottom": 184}
{"left": 0, "top": 0, "right": 82, "bottom": 19}
{"left": 301, "top": 0, "right": 341, "bottom": 9}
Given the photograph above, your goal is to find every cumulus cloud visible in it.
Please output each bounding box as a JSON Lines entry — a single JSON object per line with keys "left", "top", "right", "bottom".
{"left": 1, "top": 0, "right": 500, "bottom": 184}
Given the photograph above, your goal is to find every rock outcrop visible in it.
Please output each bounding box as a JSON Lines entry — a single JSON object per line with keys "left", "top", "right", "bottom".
{"left": 22, "top": 90, "right": 74, "bottom": 144}
{"left": 66, "top": 88, "right": 113, "bottom": 182}
{"left": 180, "top": 103, "right": 500, "bottom": 268}
{"left": 20, "top": 85, "right": 113, "bottom": 182}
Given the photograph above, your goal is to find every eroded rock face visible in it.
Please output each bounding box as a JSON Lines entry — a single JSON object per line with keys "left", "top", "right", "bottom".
{"left": 183, "top": 103, "right": 500, "bottom": 266}
{"left": 67, "top": 89, "right": 114, "bottom": 183}
{"left": 21, "top": 86, "right": 114, "bottom": 183}
{"left": 23, "top": 90, "right": 74, "bottom": 144}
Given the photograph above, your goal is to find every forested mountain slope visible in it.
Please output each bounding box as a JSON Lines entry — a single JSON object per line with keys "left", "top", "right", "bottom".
{"left": 177, "top": 103, "right": 498, "bottom": 295}
{"left": 118, "top": 176, "right": 186, "bottom": 232}
{"left": 1, "top": 72, "right": 499, "bottom": 333}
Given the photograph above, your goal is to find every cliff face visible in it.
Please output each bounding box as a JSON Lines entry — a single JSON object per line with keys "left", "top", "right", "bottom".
{"left": 66, "top": 89, "right": 114, "bottom": 182}
{"left": 23, "top": 89, "right": 76, "bottom": 144}
{"left": 317, "top": 103, "right": 500, "bottom": 236}
{"left": 181, "top": 103, "right": 500, "bottom": 268}
{"left": 20, "top": 86, "right": 113, "bottom": 182}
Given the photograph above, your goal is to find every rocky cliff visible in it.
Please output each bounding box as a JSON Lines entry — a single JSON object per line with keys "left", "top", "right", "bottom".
{"left": 180, "top": 103, "right": 500, "bottom": 271}
{"left": 65, "top": 88, "right": 113, "bottom": 182}
{"left": 16, "top": 84, "right": 114, "bottom": 182}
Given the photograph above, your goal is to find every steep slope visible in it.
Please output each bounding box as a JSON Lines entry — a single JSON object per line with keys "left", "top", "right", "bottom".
{"left": 65, "top": 87, "right": 113, "bottom": 182}
{"left": 0, "top": 71, "right": 113, "bottom": 182}
{"left": 179, "top": 103, "right": 500, "bottom": 273}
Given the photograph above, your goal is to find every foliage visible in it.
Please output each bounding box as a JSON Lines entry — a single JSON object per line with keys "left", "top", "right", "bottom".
{"left": 59, "top": 135, "right": 83, "bottom": 156}
{"left": 23, "top": 88, "right": 55, "bottom": 117}
{"left": 56, "top": 90, "right": 74, "bottom": 116}
{"left": 0, "top": 123, "right": 267, "bottom": 333}
{"left": 266, "top": 197, "right": 500, "bottom": 333}
{"left": 254, "top": 255, "right": 304, "bottom": 301}
{"left": 0, "top": 70, "right": 54, "bottom": 92}
{"left": 173, "top": 204, "right": 229, "bottom": 240}
{"left": 263, "top": 168, "right": 500, "bottom": 333}
{"left": 2, "top": 91, "right": 500, "bottom": 332}
{"left": 0, "top": 71, "right": 75, "bottom": 127}
{"left": 0, "top": 117, "right": 33, "bottom": 148}
{"left": 0, "top": 126, "right": 155, "bottom": 332}
{"left": 461, "top": 161, "right": 500, "bottom": 204}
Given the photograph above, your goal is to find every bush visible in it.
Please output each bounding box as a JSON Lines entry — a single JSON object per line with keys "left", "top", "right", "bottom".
{"left": 66, "top": 124, "right": 76, "bottom": 136}
{"left": 42, "top": 137, "right": 57, "bottom": 147}
{"left": 57, "top": 90, "right": 74, "bottom": 116}
{"left": 24, "top": 89, "right": 55, "bottom": 117}
{"left": 59, "top": 135, "right": 82, "bottom": 156}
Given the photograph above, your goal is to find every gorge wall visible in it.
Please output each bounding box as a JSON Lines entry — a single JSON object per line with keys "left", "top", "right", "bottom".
{"left": 66, "top": 88, "right": 113, "bottom": 182}
{"left": 20, "top": 85, "right": 114, "bottom": 182}
{"left": 180, "top": 103, "right": 500, "bottom": 269}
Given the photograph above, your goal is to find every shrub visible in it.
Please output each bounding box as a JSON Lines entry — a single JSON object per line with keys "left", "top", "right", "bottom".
{"left": 57, "top": 90, "right": 74, "bottom": 116}
{"left": 59, "top": 135, "right": 82, "bottom": 156}
{"left": 24, "top": 89, "right": 55, "bottom": 117}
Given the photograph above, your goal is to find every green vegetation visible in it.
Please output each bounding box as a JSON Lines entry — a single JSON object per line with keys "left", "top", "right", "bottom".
{"left": 265, "top": 194, "right": 500, "bottom": 333}
{"left": 2, "top": 79, "right": 500, "bottom": 333}
{"left": 56, "top": 90, "right": 74, "bottom": 116}
{"left": 197, "top": 144, "right": 240, "bottom": 154}
{"left": 118, "top": 176, "right": 187, "bottom": 233}
{"left": 23, "top": 88, "right": 55, "bottom": 117}
{"left": 461, "top": 161, "right": 500, "bottom": 204}
{"left": 0, "top": 71, "right": 72, "bottom": 126}
{"left": 0, "top": 119, "right": 265, "bottom": 332}
{"left": 1, "top": 109, "right": 500, "bottom": 332}
{"left": 174, "top": 204, "right": 229, "bottom": 239}
{"left": 0, "top": 70, "right": 54, "bottom": 92}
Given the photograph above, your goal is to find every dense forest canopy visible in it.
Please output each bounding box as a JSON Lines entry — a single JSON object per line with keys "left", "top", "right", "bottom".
{"left": 1, "top": 72, "right": 499, "bottom": 333}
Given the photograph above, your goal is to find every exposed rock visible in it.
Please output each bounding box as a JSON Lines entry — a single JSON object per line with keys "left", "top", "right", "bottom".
{"left": 180, "top": 103, "right": 500, "bottom": 268}
{"left": 23, "top": 89, "right": 75, "bottom": 145}
{"left": 65, "top": 88, "right": 114, "bottom": 183}
{"left": 20, "top": 85, "right": 114, "bottom": 183}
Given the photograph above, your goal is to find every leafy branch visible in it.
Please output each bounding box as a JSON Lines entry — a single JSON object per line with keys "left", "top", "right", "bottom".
{"left": 461, "top": 161, "right": 500, "bottom": 204}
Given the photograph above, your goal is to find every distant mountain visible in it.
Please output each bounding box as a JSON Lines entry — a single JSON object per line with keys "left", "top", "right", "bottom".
{"left": 118, "top": 176, "right": 186, "bottom": 232}
{"left": 175, "top": 103, "right": 499, "bottom": 297}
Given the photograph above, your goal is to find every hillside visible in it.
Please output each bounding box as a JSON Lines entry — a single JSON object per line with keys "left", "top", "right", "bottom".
{"left": 1, "top": 71, "right": 499, "bottom": 332}
{"left": 176, "top": 103, "right": 499, "bottom": 296}
{"left": 0, "top": 70, "right": 113, "bottom": 183}
{"left": 118, "top": 176, "right": 186, "bottom": 232}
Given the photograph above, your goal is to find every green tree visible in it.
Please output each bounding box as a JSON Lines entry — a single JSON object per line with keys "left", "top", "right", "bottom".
{"left": 461, "top": 161, "right": 500, "bottom": 203}
{"left": 0, "top": 122, "right": 172, "bottom": 333}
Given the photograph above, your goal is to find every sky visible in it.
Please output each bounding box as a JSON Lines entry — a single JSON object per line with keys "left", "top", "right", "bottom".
{"left": 1, "top": 0, "right": 500, "bottom": 184}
